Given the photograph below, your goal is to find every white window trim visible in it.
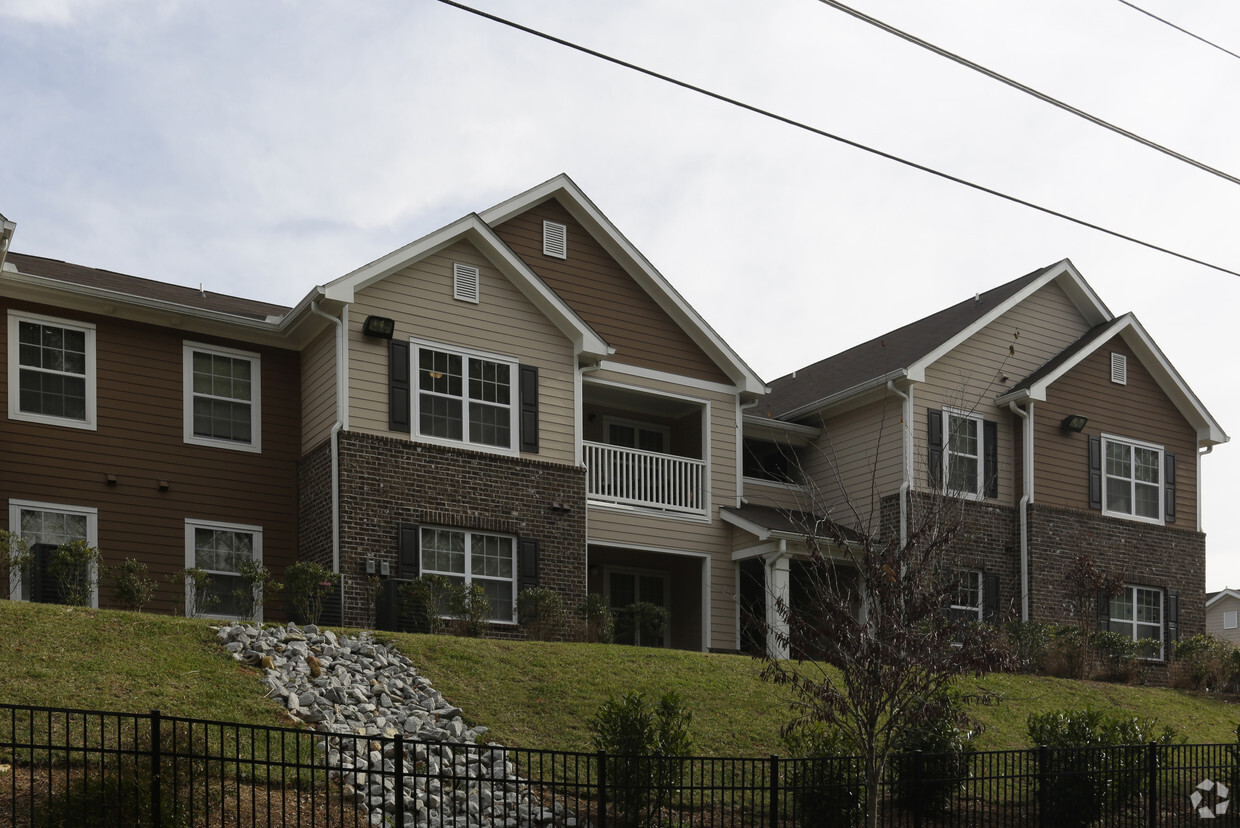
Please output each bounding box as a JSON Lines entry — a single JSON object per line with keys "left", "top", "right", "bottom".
{"left": 604, "top": 565, "right": 671, "bottom": 647}
{"left": 1224, "top": 610, "right": 1238, "bottom": 631}
{"left": 419, "top": 526, "right": 517, "bottom": 625}
{"left": 951, "top": 568, "right": 983, "bottom": 621}
{"left": 8, "top": 499, "right": 99, "bottom": 607}
{"left": 8, "top": 310, "right": 97, "bottom": 431}
{"left": 942, "top": 407, "right": 985, "bottom": 501}
{"left": 184, "top": 518, "right": 264, "bottom": 621}
{"left": 1101, "top": 433, "right": 1164, "bottom": 525}
{"left": 1110, "top": 584, "right": 1164, "bottom": 660}
{"left": 183, "top": 342, "right": 262, "bottom": 453}
{"left": 542, "top": 220, "right": 567, "bottom": 259}
{"left": 410, "top": 339, "right": 519, "bottom": 456}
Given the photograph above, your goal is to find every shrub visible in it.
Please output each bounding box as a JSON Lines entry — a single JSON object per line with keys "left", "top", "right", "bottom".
{"left": 457, "top": 582, "right": 492, "bottom": 637}
{"left": 111, "top": 558, "right": 158, "bottom": 611}
{"left": 590, "top": 690, "right": 693, "bottom": 828}
{"left": 1041, "top": 624, "right": 1086, "bottom": 678}
{"left": 517, "top": 586, "right": 566, "bottom": 641}
{"left": 233, "top": 557, "right": 279, "bottom": 622}
{"left": 284, "top": 561, "right": 339, "bottom": 626}
{"left": 398, "top": 574, "right": 461, "bottom": 635}
{"left": 172, "top": 567, "right": 217, "bottom": 618}
{"left": 889, "top": 692, "right": 979, "bottom": 815}
{"left": 615, "top": 601, "right": 669, "bottom": 647}
{"left": 1002, "top": 620, "right": 1054, "bottom": 673}
{"left": 0, "top": 530, "right": 33, "bottom": 600}
{"left": 1090, "top": 630, "right": 1138, "bottom": 681}
{"left": 1026, "top": 708, "right": 1179, "bottom": 828}
{"left": 1173, "top": 634, "right": 1239, "bottom": 693}
{"left": 783, "top": 723, "right": 864, "bottom": 828}
{"left": 48, "top": 540, "right": 102, "bottom": 607}
{"left": 361, "top": 574, "right": 383, "bottom": 629}
{"left": 578, "top": 593, "right": 614, "bottom": 643}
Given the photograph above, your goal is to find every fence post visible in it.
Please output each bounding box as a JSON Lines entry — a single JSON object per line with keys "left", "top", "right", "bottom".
{"left": 769, "top": 754, "right": 780, "bottom": 826}
{"left": 598, "top": 749, "right": 608, "bottom": 828}
{"left": 1037, "top": 745, "right": 1048, "bottom": 828}
{"left": 1146, "top": 741, "right": 1157, "bottom": 828}
{"left": 394, "top": 733, "right": 405, "bottom": 826}
{"left": 912, "top": 750, "right": 924, "bottom": 828}
{"left": 150, "top": 709, "right": 162, "bottom": 828}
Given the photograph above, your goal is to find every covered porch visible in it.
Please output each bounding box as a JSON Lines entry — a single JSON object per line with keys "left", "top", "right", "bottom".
{"left": 586, "top": 543, "right": 708, "bottom": 651}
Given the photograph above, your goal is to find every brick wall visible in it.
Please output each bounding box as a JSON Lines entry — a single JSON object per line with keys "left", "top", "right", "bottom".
{"left": 334, "top": 431, "right": 587, "bottom": 631}
{"left": 297, "top": 437, "right": 334, "bottom": 571}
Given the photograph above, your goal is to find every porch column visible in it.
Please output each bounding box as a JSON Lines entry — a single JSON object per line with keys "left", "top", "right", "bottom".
{"left": 766, "top": 552, "right": 791, "bottom": 659}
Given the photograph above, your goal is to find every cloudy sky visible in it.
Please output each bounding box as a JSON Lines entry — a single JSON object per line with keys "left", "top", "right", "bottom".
{"left": 3, "top": 0, "right": 1238, "bottom": 587}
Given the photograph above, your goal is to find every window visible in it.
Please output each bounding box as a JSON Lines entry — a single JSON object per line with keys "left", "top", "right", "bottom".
{"left": 542, "top": 220, "right": 567, "bottom": 259}
{"left": 607, "top": 568, "right": 667, "bottom": 647}
{"left": 184, "top": 343, "right": 261, "bottom": 452}
{"left": 1225, "top": 610, "right": 1238, "bottom": 631}
{"left": 185, "top": 520, "right": 262, "bottom": 619}
{"left": 9, "top": 500, "right": 98, "bottom": 606}
{"left": 1109, "top": 585, "right": 1163, "bottom": 658}
{"left": 1102, "top": 435, "right": 1162, "bottom": 523}
{"left": 604, "top": 417, "right": 669, "bottom": 454}
{"left": 414, "top": 342, "right": 516, "bottom": 451}
{"left": 420, "top": 527, "right": 515, "bottom": 623}
{"left": 944, "top": 410, "right": 983, "bottom": 498}
{"left": 742, "top": 438, "right": 799, "bottom": 483}
{"left": 8, "top": 311, "right": 96, "bottom": 430}
{"left": 951, "top": 570, "right": 983, "bottom": 622}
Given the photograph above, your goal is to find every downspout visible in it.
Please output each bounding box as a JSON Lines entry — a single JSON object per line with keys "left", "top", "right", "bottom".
{"left": 765, "top": 539, "right": 790, "bottom": 659}
{"left": 887, "top": 381, "right": 912, "bottom": 546}
{"left": 1009, "top": 401, "right": 1033, "bottom": 622}
{"left": 1199, "top": 445, "right": 1213, "bottom": 531}
{"left": 311, "top": 299, "right": 347, "bottom": 574}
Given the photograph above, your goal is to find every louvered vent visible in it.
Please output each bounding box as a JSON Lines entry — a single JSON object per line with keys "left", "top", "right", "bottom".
{"left": 1110, "top": 353, "right": 1127, "bottom": 385}
{"left": 453, "top": 263, "right": 480, "bottom": 303}
{"left": 543, "top": 221, "right": 567, "bottom": 259}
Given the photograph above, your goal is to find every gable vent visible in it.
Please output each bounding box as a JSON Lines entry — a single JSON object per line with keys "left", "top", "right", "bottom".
{"left": 1110, "top": 352, "right": 1127, "bottom": 385}
{"left": 542, "top": 221, "right": 567, "bottom": 259}
{"left": 453, "top": 263, "right": 480, "bottom": 303}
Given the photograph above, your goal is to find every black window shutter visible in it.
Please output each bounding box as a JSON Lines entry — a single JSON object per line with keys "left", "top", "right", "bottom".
{"left": 389, "top": 340, "right": 411, "bottom": 432}
{"left": 1097, "top": 590, "right": 1111, "bottom": 631}
{"left": 1088, "top": 436, "right": 1102, "bottom": 510}
{"left": 397, "top": 523, "right": 420, "bottom": 580}
{"left": 518, "top": 537, "right": 539, "bottom": 592}
{"left": 983, "top": 420, "right": 998, "bottom": 499}
{"left": 1164, "top": 453, "right": 1177, "bottom": 524}
{"left": 927, "top": 409, "right": 943, "bottom": 488}
{"left": 519, "top": 365, "right": 539, "bottom": 453}
{"left": 1167, "top": 590, "right": 1179, "bottom": 645}
{"left": 983, "top": 572, "right": 1000, "bottom": 622}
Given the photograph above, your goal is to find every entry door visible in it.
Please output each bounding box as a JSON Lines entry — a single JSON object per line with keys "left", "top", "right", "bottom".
{"left": 608, "top": 570, "right": 667, "bottom": 647}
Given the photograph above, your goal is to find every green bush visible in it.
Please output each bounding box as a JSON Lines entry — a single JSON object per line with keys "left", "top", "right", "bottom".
{"left": 0, "top": 529, "right": 33, "bottom": 600}
{"left": 1041, "top": 624, "right": 1086, "bottom": 678}
{"left": 172, "top": 567, "right": 217, "bottom": 618}
{"left": 398, "top": 574, "right": 460, "bottom": 635}
{"left": 1026, "top": 708, "right": 1179, "bottom": 827}
{"left": 590, "top": 690, "right": 693, "bottom": 827}
{"left": 111, "top": 558, "right": 157, "bottom": 611}
{"left": 234, "top": 557, "right": 279, "bottom": 622}
{"left": 283, "top": 561, "right": 338, "bottom": 625}
{"left": 783, "top": 723, "right": 863, "bottom": 828}
{"left": 615, "top": 601, "right": 669, "bottom": 647}
{"left": 578, "top": 593, "right": 614, "bottom": 643}
{"left": 1003, "top": 621, "right": 1054, "bottom": 673}
{"left": 517, "top": 586, "right": 566, "bottom": 641}
{"left": 48, "top": 540, "right": 101, "bottom": 607}
{"left": 1174, "top": 634, "right": 1240, "bottom": 693}
{"left": 457, "top": 582, "right": 491, "bottom": 637}
{"left": 889, "top": 693, "right": 979, "bottom": 815}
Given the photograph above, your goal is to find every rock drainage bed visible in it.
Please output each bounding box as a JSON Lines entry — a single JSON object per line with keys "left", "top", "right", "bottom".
{"left": 216, "top": 622, "right": 583, "bottom": 827}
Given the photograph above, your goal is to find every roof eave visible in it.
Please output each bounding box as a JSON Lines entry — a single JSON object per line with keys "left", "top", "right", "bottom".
{"left": 777, "top": 369, "right": 910, "bottom": 421}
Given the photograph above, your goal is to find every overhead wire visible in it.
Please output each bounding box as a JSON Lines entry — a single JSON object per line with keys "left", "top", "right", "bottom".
{"left": 1114, "top": 0, "right": 1240, "bottom": 63}
{"left": 431, "top": 0, "right": 1240, "bottom": 279}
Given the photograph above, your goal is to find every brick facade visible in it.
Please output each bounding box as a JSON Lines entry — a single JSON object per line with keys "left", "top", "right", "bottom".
{"left": 297, "top": 437, "right": 335, "bottom": 571}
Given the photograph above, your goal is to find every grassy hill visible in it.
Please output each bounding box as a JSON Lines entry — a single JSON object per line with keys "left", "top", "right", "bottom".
{"left": 3, "top": 601, "right": 1240, "bottom": 755}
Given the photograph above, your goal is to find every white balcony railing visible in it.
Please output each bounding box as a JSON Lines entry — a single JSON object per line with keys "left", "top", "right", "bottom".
{"left": 583, "top": 441, "right": 706, "bottom": 516}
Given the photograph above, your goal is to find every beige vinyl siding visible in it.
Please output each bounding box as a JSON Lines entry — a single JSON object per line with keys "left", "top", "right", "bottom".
{"left": 918, "top": 282, "right": 1094, "bottom": 506}
{"left": 585, "top": 368, "right": 740, "bottom": 650}
{"left": 800, "top": 397, "right": 905, "bottom": 536}
{"left": 1206, "top": 594, "right": 1240, "bottom": 645}
{"left": 740, "top": 478, "right": 815, "bottom": 512}
{"left": 347, "top": 240, "right": 577, "bottom": 465}
{"left": 1034, "top": 337, "right": 1198, "bottom": 530}
{"left": 493, "top": 199, "right": 731, "bottom": 385}
{"left": 301, "top": 325, "right": 337, "bottom": 454}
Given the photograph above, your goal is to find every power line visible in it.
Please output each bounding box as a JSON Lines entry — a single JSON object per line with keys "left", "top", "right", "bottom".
{"left": 1114, "top": 0, "right": 1240, "bottom": 63}
{"left": 432, "top": 0, "right": 1240, "bottom": 279}
{"left": 815, "top": 0, "right": 1240, "bottom": 188}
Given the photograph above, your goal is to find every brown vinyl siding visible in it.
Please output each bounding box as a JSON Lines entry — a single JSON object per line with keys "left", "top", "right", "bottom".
{"left": 1033, "top": 336, "right": 1198, "bottom": 530}
{"left": 301, "top": 324, "right": 338, "bottom": 453}
{"left": 492, "top": 199, "right": 731, "bottom": 385}
{"left": 347, "top": 239, "right": 577, "bottom": 464}
{"left": 0, "top": 300, "right": 300, "bottom": 617}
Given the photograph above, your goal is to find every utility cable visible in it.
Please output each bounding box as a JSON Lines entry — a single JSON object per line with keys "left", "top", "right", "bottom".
{"left": 432, "top": 0, "right": 1240, "bottom": 279}
{"left": 1115, "top": 0, "right": 1240, "bottom": 63}
{"left": 815, "top": 0, "right": 1240, "bottom": 188}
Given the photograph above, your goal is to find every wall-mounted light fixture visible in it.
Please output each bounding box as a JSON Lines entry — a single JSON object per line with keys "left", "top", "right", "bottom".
{"left": 362, "top": 316, "right": 395, "bottom": 339}
{"left": 1060, "top": 414, "right": 1089, "bottom": 433}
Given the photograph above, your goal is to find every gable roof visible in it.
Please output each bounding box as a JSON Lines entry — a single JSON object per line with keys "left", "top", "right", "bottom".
{"left": 721, "top": 502, "right": 866, "bottom": 545}
{"left": 1207, "top": 589, "right": 1240, "bottom": 608}
{"left": 480, "top": 174, "right": 766, "bottom": 397}
{"left": 761, "top": 259, "right": 1111, "bottom": 420}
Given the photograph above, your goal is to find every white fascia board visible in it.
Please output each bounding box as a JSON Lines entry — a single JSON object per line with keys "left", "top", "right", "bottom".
{"left": 1207, "top": 589, "right": 1240, "bottom": 608}
{"left": 720, "top": 509, "right": 773, "bottom": 542}
{"left": 480, "top": 174, "right": 767, "bottom": 396}
{"left": 777, "top": 369, "right": 909, "bottom": 422}
{"left": 908, "top": 259, "right": 1113, "bottom": 382}
{"left": 742, "top": 414, "right": 822, "bottom": 445}
{"left": 320, "top": 211, "right": 608, "bottom": 361}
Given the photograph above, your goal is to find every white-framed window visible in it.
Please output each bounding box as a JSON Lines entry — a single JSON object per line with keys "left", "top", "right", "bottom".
{"left": 184, "top": 519, "right": 263, "bottom": 620}
{"left": 950, "top": 569, "right": 983, "bottom": 622}
{"left": 9, "top": 499, "right": 99, "bottom": 606}
{"left": 1224, "top": 610, "right": 1238, "bottom": 631}
{"left": 420, "top": 527, "right": 515, "bottom": 623}
{"left": 606, "top": 567, "right": 668, "bottom": 647}
{"left": 1102, "top": 434, "right": 1162, "bottom": 524}
{"left": 412, "top": 340, "right": 517, "bottom": 453}
{"left": 1110, "top": 585, "right": 1163, "bottom": 659}
{"left": 8, "top": 310, "right": 97, "bottom": 430}
{"left": 184, "top": 342, "right": 261, "bottom": 453}
{"left": 603, "top": 416, "right": 669, "bottom": 454}
{"left": 542, "top": 220, "right": 567, "bottom": 259}
{"left": 943, "top": 409, "right": 984, "bottom": 499}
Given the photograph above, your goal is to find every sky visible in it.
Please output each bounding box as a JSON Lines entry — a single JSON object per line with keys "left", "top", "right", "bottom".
{"left": 2, "top": 0, "right": 1238, "bottom": 587}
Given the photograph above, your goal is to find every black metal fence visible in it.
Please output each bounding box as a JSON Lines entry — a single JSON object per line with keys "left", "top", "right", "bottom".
{"left": 1, "top": 702, "right": 1237, "bottom": 826}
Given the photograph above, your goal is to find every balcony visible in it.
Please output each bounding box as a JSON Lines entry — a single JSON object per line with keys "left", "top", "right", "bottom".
{"left": 583, "top": 441, "right": 706, "bottom": 516}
